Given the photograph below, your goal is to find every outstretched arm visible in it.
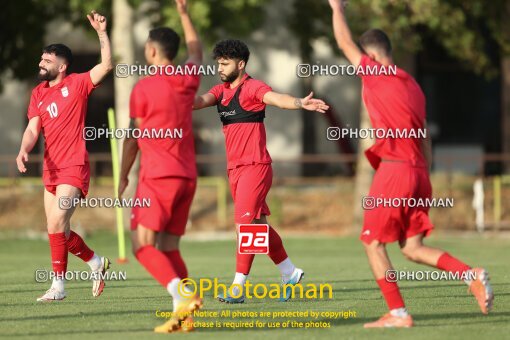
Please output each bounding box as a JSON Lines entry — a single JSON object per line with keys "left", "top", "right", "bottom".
{"left": 16, "top": 117, "right": 41, "bottom": 173}
{"left": 176, "top": 0, "right": 203, "bottom": 65}
{"left": 87, "top": 10, "right": 113, "bottom": 86}
{"left": 193, "top": 93, "right": 217, "bottom": 110}
{"left": 328, "top": 0, "right": 363, "bottom": 67}
{"left": 263, "top": 91, "right": 329, "bottom": 113}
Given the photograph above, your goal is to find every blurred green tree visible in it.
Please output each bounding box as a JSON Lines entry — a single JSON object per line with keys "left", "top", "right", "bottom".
{"left": 156, "top": 0, "right": 269, "bottom": 45}
{"left": 2, "top": 0, "right": 509, "bottom": 175}
{"left": 0, "top": 0, "right": 69, "bottom": 91}
{"left": 0, "top": 0, "right": 268, "bottom": 88}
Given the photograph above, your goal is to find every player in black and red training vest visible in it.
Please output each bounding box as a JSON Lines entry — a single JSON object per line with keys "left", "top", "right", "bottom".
{"left": 194, "top": 39, "right": 329, "bottom": 303}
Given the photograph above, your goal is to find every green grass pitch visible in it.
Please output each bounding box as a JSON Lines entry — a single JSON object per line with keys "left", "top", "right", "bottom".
{"left": 1, "top": 232, "right": 509, "bottom": 339}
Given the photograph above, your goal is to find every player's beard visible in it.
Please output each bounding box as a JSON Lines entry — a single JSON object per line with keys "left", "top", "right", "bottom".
{"left": 220, "top": 69, "right": 239, "bottom": 83}
{"left": 38, "top": 68, "right": 58, "bottom": 81}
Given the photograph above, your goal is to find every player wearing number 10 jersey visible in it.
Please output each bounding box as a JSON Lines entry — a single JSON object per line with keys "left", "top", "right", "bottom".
{"left": 16, "top": 11, "right": 113, "bottom": 302}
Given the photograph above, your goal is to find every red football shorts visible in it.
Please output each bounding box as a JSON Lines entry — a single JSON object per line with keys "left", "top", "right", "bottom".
{"left": 43, "top": 164, "right": 90, "bottom": 198}
{"left": 130, "top": 177, "right": 196, "bottom": 235}
{"left": 361, "top": 161, "right": 434, "bottom": 244}
{"left": 228, "top": 163, "right": 272, "bottom": 224}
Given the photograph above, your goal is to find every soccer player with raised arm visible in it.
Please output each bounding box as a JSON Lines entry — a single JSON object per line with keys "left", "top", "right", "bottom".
{"left": 328, "top": 0, "right": 494, "bottom": 328}
{"left": 16, "top": 11, "right": 113, "bottom": 301}
{"left": 193, "top": 39, "right": 329, "bottom": 303}
{"left": 118, "top": 0, "right": 202, "bottom": 333}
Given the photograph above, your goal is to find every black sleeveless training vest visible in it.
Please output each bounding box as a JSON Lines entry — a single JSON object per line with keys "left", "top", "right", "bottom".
{"left": 216, "top": 77, "right": 265, "bottom": 126}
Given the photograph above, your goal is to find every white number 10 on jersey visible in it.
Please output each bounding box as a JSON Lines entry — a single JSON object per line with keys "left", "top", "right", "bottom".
{"left": 47, "top": 102, "right": 58, "bottom": 118}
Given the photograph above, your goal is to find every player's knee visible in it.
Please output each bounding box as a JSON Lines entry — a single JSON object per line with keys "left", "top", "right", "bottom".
{"left": 46, "top": 215, "right": 68, "bottom": 233}
{"left": 363, "top": 240, "right": 384, "bottom": 253}
{"left": 131, "top": 239, "right": 153, "bottom": 255}
{"left": 130, "top": 230, "right": 156, "bottom": 255}
{"left": 160, "top": 240, "right": 178, "bottom": 251}
{"left": 134, "top": 225, "right": 157, "bottom": 248}
{"left": 160, "top": 233, "right": 180, "bottom": 251}
{"left": 401, "top": 246, "right": 420, "bottom": 262}
{"left": 137, "top": 237, "right": 155, "bottom": 248}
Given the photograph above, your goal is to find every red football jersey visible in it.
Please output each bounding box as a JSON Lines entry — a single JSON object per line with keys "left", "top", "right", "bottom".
{"left": 27, "top": 72, "right": 97, "bottom": 170}
{"left": 208, "top": 73, "right": 273, "bottom": 169}
{"left": 359, "top": 55, "right": 427, "bottom": 169}
{"left": 130, "top": 62, "right": 200, "bottom": 179}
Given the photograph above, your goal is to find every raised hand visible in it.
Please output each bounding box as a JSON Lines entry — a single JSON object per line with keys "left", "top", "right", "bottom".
{"left": 87, "top": 10, "right": 107, "bottom": 33}
{"left": 175, "top": 0, "right": 188, "bottom": 15}
{"left": 328, "top": 0, "right": 348, "bottom": 10}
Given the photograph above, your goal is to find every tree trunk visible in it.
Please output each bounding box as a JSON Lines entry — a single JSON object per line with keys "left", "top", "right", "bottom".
{"left": 301, "top": 74, "right": 317, "bottom": 176}
{"left": 299, "top": 49, "right": 319, "bottom": 176}
{"left": 502, "top": 0, "right": 510, "bottom": 173}
{"left": 502, "top": 56, "right": 510, "bottom": 173}
{"left": 112, "top": 0, "right": 138, "bottom": 229}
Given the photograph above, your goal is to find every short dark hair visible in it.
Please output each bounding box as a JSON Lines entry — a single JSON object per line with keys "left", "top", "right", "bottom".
{"left": 212, "top": 39, "right": 250, "bottom": 63}
{"left": 42, "top": 44, "right": 73, "bottom": 66}
{"left": 148, "top": 27, "right": 180, "bottom": 60}
{"left": 359, "top": 29, "right": 392, "bottom": 56}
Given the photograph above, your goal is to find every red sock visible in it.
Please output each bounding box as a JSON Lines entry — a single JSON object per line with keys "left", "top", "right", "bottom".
{"left": 163, "top": 250, "right": 188, "bottom": 279}
{"left": 236, "top": 252, "right": 255, "bottom": 274}
{"left": 267, "top": 226, "right": 288, "bottom": 265}
{"left": 48, "top": 232, "right": 68, "bottom": 279}
{"left": 436, "top": 252, "right": 471, "bottom": 276}
{"left": 66, "top": 231, "right": 94, "bottom": 262}
{"left": 376, "top": 278, "right": 405, "bottom": 310}
{"left": 135, "top": 245, "right": 177, "bottom": 287}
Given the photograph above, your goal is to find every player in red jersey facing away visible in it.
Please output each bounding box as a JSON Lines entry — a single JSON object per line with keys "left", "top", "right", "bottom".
{"left": 328, "top": 0, "right": 494, "bottom": 328}
{"left": 118, "top": 0, "right": 202, "bottom": 333}
{"left": 16, "top": 11, "right": 113, "bottom": 302}
{"left": 194, "top": 39, "right": 329, "bottom": 303}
